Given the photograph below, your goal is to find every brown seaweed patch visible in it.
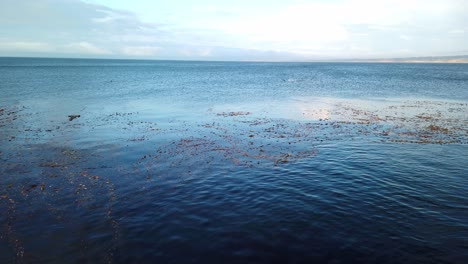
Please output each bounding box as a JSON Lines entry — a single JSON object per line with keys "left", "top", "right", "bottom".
{"left": 39, "top": 162, "right": 64, "bottom": 168}
{"left": 128, "top": 136, "right": 147, "bottom": 142}
{"left": 416, "top": 115, "right": 433, "bottom": 120}
{"left": 0, "top": 105, "right": 24, "bottom": 127}
{"left": 217, "top": 111, "right": 251, "bottom": 117}
{"left": 426, "top": 125, "right": 449, "bottom": 133}
{"left": 0, "top": 146, "right": 122, "bottom": 262}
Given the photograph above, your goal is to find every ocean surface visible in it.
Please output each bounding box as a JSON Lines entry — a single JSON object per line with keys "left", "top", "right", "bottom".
{"left": 1, "top": 58, "right": 467, "bottom": 263}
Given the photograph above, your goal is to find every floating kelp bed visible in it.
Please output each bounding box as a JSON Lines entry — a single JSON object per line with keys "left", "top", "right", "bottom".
{"left": 1, "top": 98, "right": 467, "bottom": 262}
{"left": 0, "top": 144, "right": 121, "bottom": 262}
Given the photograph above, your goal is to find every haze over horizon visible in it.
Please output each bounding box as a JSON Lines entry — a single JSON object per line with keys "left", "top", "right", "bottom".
{"left": 1, "top": 0, "right": 467, "bottom": 61}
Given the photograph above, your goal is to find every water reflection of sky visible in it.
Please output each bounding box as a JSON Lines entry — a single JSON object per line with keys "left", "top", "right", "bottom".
{"left": 212, "top": 96, "right": 468, "bottom": 125}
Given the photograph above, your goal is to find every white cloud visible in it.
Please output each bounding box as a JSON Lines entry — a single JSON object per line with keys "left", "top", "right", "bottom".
{"left": 448, "top": 29, "right": 464, "bottom": 34}
{"left": 65, "top": 42, "right": 112, "bottom": 55}
{"left": 121, "top": 46, "right": 160, "bottom": 56}
{"left": 0, "top": 41, "right": 53, "bottom": 52}
{"left": 400, "top": 35, "right": 412, "bottom": 40}
{"left": 178, "top": 47, "right": 213, "bottom": 57}
{"left": 0, "top": 0, "right": 466, "bottom": 60}
{"left": 205, "top": 0, "right": 468, "bottom": 56}
{"left": 223, "top": 3, "right": 351, "bottom": 50}
{"left": 117, "top": 34, "right": 160, "bottom": 43}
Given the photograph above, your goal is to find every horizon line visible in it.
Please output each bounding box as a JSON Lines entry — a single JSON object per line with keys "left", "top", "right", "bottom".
{"left": 1, "top": 55, "right": 467, "bottom": 64}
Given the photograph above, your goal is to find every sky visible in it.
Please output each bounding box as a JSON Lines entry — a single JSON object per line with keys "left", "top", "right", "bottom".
{"left": 0, "top": 0, "right": 467, "bottom": 61}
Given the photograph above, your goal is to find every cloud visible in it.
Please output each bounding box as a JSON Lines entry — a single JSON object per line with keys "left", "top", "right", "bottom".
{"left": 0, "top": 41, "right": 53, "bottom": 52}
{"left": 400, "top": 35, "right": 412, "bottom": 40}
{"left": 225, "top": 3, "right": 351, "bottom": 48}
{"left": 0, "top": 0, "right": 167, "bottom": 57}
{"left": 201, "top": 0, "right": 468, "bottom": 58}
{"left": 65, "top": 42, "right": 112, "bottom": 55}
{"left": 121, "top": 46, "right": 160, "bottom": 56}
{"left": 448, "top": 29, "right": 464, "bottom": 34}
{"left": 178, "top": 47, "right": 213, "bottom": 58}
{"left": 0, "top": 0, "right": 466, "bottom": 60}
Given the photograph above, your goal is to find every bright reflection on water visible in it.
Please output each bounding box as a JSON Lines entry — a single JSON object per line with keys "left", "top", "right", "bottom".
{"left": 0, "top": 58, "right": 467, "bottom": 263}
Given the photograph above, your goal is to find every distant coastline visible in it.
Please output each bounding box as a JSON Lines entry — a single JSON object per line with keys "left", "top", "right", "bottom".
{"left": 1, "top": 55, "right": 468, "bottom": 63}
{"left": 348, "top": 55, "right": 468, "bottom": 63}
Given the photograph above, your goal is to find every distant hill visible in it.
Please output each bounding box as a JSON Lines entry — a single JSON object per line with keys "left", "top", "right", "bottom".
{"left": 366, "top": 55, "right": 468, "bottom": 63}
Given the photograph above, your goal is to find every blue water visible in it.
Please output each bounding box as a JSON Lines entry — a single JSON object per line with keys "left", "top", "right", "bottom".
{"left": 0, "top": 58, "right": 467, "bottom": 263}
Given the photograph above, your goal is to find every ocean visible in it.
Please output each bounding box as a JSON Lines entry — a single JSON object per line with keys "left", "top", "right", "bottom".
{"left": 1, "top": 58, "right": 467, "bottom": 263}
